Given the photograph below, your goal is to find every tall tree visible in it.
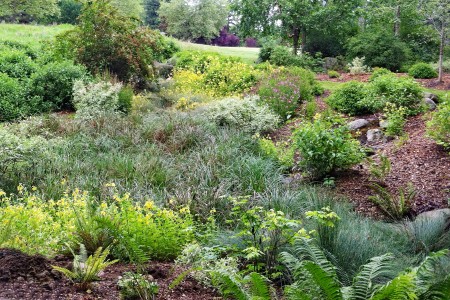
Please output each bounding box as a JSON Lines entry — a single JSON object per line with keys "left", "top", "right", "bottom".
{"left": 110, "top": 0, "right": 144, "bottom": 19}
{"left": 158, "top": 0, "right": 229, "bottom": 41}
{"left": 233, "top": 0, "right": 360, "bottom": 54}
{"left": 0, "top": 0, "right": 60, "bottom": 22}
{"left": 419, "top": 0, "right": 450, "bottom": 82}
{"left": 144, "top": 0, "right": 160, "bottom": 28}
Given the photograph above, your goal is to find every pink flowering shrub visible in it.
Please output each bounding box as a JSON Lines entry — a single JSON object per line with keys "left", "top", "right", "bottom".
{"left": 257, "top": 68, "right": 312, "bottom": 120}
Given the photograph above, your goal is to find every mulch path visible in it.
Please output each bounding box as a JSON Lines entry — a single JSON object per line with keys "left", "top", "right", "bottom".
{"left": 316, "top": 72, "right": 450, "bottom": 91}
{"left": 271, "top": 92, "right": 450, "bottom": 219}
{"left": 0, "top": 248, "right": 218, "bottom": 300}
{"left": 335, "top": 115, "right": 450, "bottom": 217}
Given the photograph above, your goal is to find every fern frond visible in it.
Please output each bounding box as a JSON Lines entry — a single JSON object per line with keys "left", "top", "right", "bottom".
{"left": 350, "top": 253, "right": 395, "bottom": 300}
{"left": 284, "top": 283, "right": 313, "bottom": 300}
{"left": 211, "top": 271, "right": 248, "bottom": 300}
{"left": 291, "top": 238, "right": 337, "bottom": 277}
{"left": 247, "top": 272, "right": 271, "bottom": 299}
{"left": 52, "top": 265, "right": 78, "bottom": 281}
{"left": 371, "top": 272, "right": 417, "bottom": 300}
{"left": 302, "top": 261, "right": 342, "bottom": 300}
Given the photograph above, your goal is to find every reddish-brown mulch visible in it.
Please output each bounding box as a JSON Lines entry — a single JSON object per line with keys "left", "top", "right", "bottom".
{"left": 0, "top": 249, "right": 218, "bottom": 300}
{"left": 316, "top": 72, "right": 450, "bottom": 91}
{"left": 335, "top": 115, "right": 450, "bottom": 217}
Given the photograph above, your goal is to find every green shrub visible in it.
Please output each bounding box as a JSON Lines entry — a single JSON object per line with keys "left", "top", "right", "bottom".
{"left": 0, "top": 73, "right": 26, "bottom": 121}
{"left": 327, "top": 70, "right": 340, "bottom": 78}
{"left": 293, "top": 119, "right": 365, "bottom": 179}
{"left": 58, "top": 0, "right": 82, "bottom": 24}
{"left": 427, "top": 99, "right": 450, "bottom": 149}
{"left": 73, "top": 80, "right": 123, "bottom": 119}
{"left": 369, "top": 68, "right": 392, "bottom": 82}
{"left": 326, "top": 81, "right": 370, "bottom": 115}
{"left": 28, "top": 61, "right": 87, "bottom": 111}
{"left": 408, "top": 63, "right": 438, "bottom": 79}
{"left": 55, "top": 0, "right": 171, "bottom": 85}
{"left": 269, "top": 45, "right": 296, "bottom": 66}
{"left": 348, "top": 57, "right": 370, "bottom": 75}
{"left": 206, "top": 97, "right": 280, "bottom": 134}
{"left": 347, "top": 29, "right": 411, "bottom": 71}
{"left": 383, "top": 103, "right": 407, "bottom": 137}
{"left": 258, "top": 67, "right": 315, "bottom": 120}
{"left": 0, "top": 48, "right": 37, "bottom": 79}
{"left": 367, "top": 74, "right": 423, "bottom": 114}
{"left": 118, "top": 272, "right": 159, "bottom": 299}
{"left": 117, "top": 85, "right": 134, "bottom": 114}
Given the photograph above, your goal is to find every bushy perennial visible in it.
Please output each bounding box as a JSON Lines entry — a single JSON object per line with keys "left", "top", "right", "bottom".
{"left": 72, "top": 80, "right": 122, "bottom": 119}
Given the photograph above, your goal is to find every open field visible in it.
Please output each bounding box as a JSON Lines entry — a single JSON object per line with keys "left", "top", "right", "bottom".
{"left": 0, "top": 23, "right": 72, "bottom": 48}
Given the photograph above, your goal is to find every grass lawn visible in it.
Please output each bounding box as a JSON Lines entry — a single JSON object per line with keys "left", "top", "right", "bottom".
{"left": 0, "top": 23, "right": 72, "bottom": 48}
{"left": 177, "top": 40, "right": 259, "bottom": 64}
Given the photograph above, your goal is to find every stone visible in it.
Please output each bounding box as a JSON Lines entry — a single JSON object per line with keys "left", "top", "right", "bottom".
{"left": 348, "top": 119, "right": 369, "bottom": 131}
{"left": 423, "top": 92, "right": 439, "bottom": 103}
{"left": 367, "top": 129, "right": 384, "bottom": 143}
{"left": 323, "top": 57, "right": 339, "bottom": 71}
{"left": 154, "top": 62, "right": 174, "bottom": 79}
{"left": 424, "top": 98, "right": 437, "bottom": 110}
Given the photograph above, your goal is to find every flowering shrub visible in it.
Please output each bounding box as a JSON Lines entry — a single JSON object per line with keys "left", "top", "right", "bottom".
{"left": 72, "top": 80, "right": 122, "bottom": 119}
{"left": 348, "top": 57, "right": 371, "bottom": 75}
{"left": 257, "top": 67, "right": 315, "bottom": 120}
{"left": 245, "top": 38, "right": 258, "bottom": 48}
{"left": 0, "top": 187, "right": 194, "bottom": 259}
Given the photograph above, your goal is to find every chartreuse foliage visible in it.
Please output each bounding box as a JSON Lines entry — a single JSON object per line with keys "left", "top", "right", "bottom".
{"left": 0, "top": 187, "right": 193, "bottom": 260}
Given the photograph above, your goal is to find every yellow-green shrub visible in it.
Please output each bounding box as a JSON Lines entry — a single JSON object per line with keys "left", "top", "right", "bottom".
{"left": 0, "top": 186, "right": 194, "bottom": 259}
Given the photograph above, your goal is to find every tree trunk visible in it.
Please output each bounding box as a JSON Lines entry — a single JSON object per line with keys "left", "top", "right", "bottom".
{"left": 292, "top": 27, "right": 300, "bottom": 55}
{"left": 439, "top": 24, "right": 445, "bottom": 82}
{"left": 301, "top": 29, "right": 307, "bottom": 52}
{"left": 394, "top": 5, "right": 401, "bottom": 36}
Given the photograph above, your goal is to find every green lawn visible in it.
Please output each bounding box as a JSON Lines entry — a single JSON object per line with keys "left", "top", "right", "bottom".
{"left": 0, "top": 23, "right": 72, "bottom": 48}
{"left": 177, "top": 40, "right": 259, "bottom": 64}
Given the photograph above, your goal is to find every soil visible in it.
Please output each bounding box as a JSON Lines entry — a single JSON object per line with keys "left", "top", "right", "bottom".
{"left": 0, "top": 249, "right": 218, "bottom": 300}
{"left": 316, "top": 72, "right": 450, "bottom": 90}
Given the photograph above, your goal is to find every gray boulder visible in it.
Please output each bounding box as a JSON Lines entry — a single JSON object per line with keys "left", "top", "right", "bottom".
{"left": 424, "top": 98, "right": 437, "bottom": 110}
{"left": 367, "top": 129, "right": 384, "bottom": 143}
{"left": 423, "top": 92, "right": 439, "bottom": 103}
{"left": 323, "top": 57, "right": 339, "bottom": 71}
{"left": 154, "top": 62, "right": 174, "bottom": 79}
{"left": 348, "top": 119, "right": 369, "bottom": 131}
{"left": 379, "top": 119, "right": 389, "bottom": 129}
{"left": 415, "top": 208, "right": 450, "bottom": 229}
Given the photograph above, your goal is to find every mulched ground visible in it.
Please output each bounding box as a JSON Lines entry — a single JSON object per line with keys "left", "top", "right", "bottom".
{"left": 335, "top": 115, "right": 450, "bottom": 217}
{"left": 0, "top": 248, "right": 218, "bottom": 300}
{"left": 316, "top": 72, "right": 450, "bottom": 90}
{"left": 271, "top": 91, "right": 450, "bottom": 219}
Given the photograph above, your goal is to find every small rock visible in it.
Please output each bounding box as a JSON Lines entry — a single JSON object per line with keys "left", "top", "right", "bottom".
{"left": 424, "top": 98, "right": 437, "bottom": 110}
{"left": 348, "top": 119, "right": 369, "bottom": 131}
{"left": 423, "top": 92, "right": 439, "bottom": 102}
{"left": 415, "top": 208, "right": 450, "bottom": 228}
{"left": 367, "top": 129, "right": 384, "bottom": 143}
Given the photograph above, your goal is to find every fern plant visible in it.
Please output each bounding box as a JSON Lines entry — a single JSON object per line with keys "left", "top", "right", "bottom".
{"left": 367, "top": 154, "right": 391, "bottom": 183}
{"left": 53, "top": 244, "right": 118, "bottom": 290}
{"left": 368, "top": 183, "right": 415, "bottom": 221}
{"left": 281, "top": 238, "right": 450, "bottom": 300}
{"left": 211, "top": 270, "right": 277, "bottom": 300}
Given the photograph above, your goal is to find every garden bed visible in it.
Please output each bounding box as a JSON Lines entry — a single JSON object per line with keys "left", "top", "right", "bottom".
{"left": 0, "top": 249, "right": 217, "bottom": 300}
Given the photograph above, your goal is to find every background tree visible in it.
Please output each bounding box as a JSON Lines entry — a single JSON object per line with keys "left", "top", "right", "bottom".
{"left": 110, "top": 0, "right": 144, "bottom": 19}
{"left": 0, "top": 0, "right": 60, "bottom": 23}
{"left": 233, "top": 0, "right": 360, "bottom": 55}
{"left": 419, "top": 0, "right": 450, "bottom": 82}
{"left": 58, "top": 0, "right": 82, "bottom": 24}
{"left": 158, "top": 0, "right": 229, "bottom": 41}
{"left": 144, "top": 0, "right": 160, "bottom": 28}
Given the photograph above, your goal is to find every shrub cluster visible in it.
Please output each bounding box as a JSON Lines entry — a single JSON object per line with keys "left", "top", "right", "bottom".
{"left": 408, "top": 63, "right": 438, "bottom": 79}
{"left": 327, "top": 74, "right": 423, "bottom": 116}
{"left": 173, "top": 51, "right": 259, "bottom": 97}
{"left": 0, "top": 44, "right": 87, "bottom": 121}
{"left": 212, "top": 27, "right": 240, "bottom": 47}
{"left": 266, "top": 45, "right": 324, "bottom": 73}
